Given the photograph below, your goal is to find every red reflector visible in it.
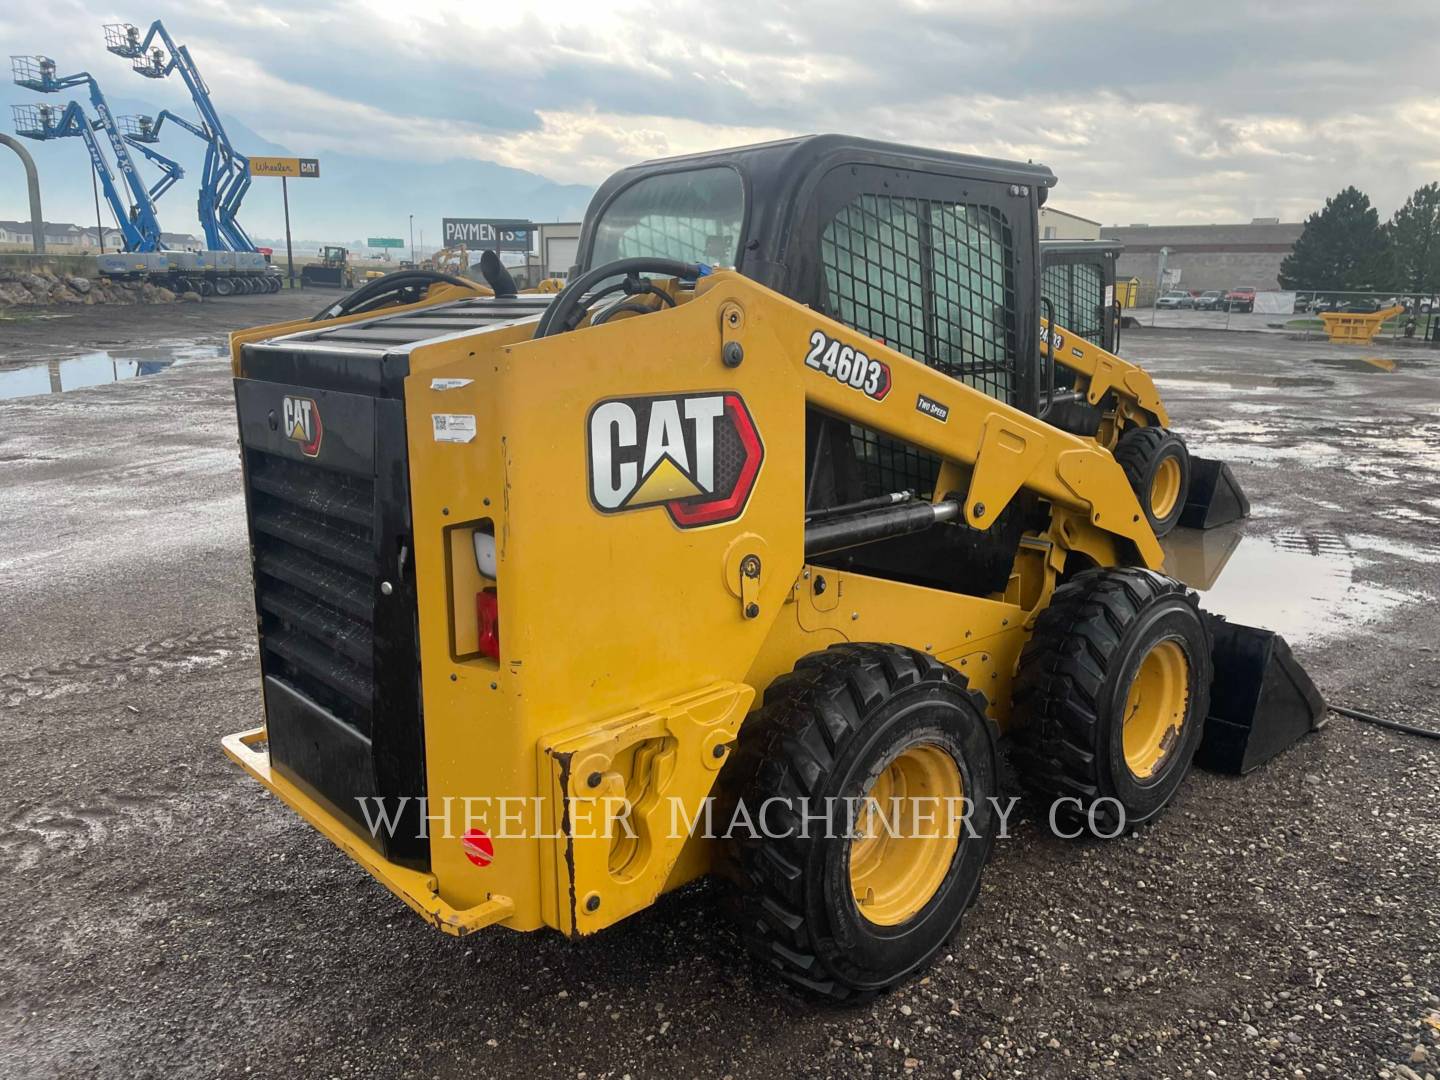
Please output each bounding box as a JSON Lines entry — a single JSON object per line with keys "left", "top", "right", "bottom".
{"left": 477, "top": 587, "right": 500, "bottom": 659}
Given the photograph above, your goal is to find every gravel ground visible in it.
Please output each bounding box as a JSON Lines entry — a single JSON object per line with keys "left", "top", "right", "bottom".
{"left": 0, "top": 314, "right": 1437, "bottom": 1080}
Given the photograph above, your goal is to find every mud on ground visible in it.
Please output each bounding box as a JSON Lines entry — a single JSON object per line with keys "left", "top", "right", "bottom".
{"left": 0, "top": 321, "right": 1436, "bottom": 1080}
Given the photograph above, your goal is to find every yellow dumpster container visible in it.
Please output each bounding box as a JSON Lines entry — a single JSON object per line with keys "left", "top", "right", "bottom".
{"left": 1318, "top": 305, "right": 1404, "bottom": 344}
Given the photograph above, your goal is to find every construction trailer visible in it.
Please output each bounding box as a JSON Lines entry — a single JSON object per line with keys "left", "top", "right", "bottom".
{"left": 223, "top": 135, "right": 1320, "bottom": 1002}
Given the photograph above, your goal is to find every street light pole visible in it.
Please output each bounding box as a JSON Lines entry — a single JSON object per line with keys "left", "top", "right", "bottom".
{"left": 1152, "top": 246, "right": 1169, "bottom": 327}
{"left": 409, "top": 214, "right": 414, "bottom": 265}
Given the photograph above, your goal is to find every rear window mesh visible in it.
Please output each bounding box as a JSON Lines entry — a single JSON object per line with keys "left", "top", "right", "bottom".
{"left": 1042, "top": 261, "right": 1105, "bottom": 346}
{"left": 820, "top": 194, "right": 1016, "bottom": 497}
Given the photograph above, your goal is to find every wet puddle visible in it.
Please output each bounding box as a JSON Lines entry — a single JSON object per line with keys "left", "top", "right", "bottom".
{"left": 0, "top": 345, "right": 223, "bottom": 401}
{"left": 1161, "top": 525, "right": 1424, "bottom": 645}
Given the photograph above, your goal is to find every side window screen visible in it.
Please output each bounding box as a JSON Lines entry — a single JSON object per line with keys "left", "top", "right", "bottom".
{"left": 821, "top": 195, "right": 1017, "bottom": 403}
{"left": 820, "top": 192, "right": 1017, "bottom": 499}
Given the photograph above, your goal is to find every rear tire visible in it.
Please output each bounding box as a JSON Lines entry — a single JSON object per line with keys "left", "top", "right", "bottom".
{"left": 214, "top": 277, "right": 234, "bottom": 297}
{"left": 1011, "top": 567, "right": 1211, "bottom": 834}
{"left": 1115, "top": 426, "right": 1191, "bottom": 536}
{"left": 721, "top": 643, "right": 999, "bottom": 1002}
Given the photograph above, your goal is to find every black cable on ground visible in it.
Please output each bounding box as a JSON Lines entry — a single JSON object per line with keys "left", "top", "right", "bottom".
{"left": 1330, "top": 704, "right": 1440, "bottom": 740}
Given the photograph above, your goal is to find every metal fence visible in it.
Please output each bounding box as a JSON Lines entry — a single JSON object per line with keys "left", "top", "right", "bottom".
{"left": 1133, "top": 288, "right": 1440, "bottom": 343}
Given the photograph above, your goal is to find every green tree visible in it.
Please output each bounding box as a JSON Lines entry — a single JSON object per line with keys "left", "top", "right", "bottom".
{"left": 1385, "top": 181, "right": 1440, "bottom": 297}
{"left": 1278, "top": 186, "right": 1389, "bottom": 292}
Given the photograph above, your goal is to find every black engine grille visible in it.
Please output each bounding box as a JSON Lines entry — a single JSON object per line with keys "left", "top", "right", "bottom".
{"left": 247, "top": 449, "right": 377, "bottom": 735}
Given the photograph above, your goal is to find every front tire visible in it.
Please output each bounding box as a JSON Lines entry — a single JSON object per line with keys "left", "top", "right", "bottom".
{"left": 722, "top": 644, "right": 999, "bottom": 1002}
{"left": 1115, "top": 425, "right": 1191, "bottom": 536}
{"left": 1011, "top": 568, "right": 1211, "bottom": 834}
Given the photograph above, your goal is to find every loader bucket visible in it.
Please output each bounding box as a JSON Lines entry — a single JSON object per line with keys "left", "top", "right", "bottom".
{"left": 1180, "top": 457, "right": 1251, "bottom": 530}
{"left": 1196, "top": 615, "right": 1327, "bottom": 775}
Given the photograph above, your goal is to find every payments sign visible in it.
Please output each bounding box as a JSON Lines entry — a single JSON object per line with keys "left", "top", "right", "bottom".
{"left": 441, "top": 218, "right": 534, "bottom": 251}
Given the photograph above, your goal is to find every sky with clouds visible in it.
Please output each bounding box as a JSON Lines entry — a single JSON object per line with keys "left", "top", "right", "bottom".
{"left": 6, "top": 0, "right": 1440, "bottom": 230}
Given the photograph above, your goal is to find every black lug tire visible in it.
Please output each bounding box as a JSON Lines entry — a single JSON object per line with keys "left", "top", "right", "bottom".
{"left": 1011, "top": 567, "right": 1211, "bottom": 835}
{"left": 1114, "top": 425, "right": 1191, "bottom": 537}
{"left": 720, "top": 643, "right": 1000, "bottom": 1002}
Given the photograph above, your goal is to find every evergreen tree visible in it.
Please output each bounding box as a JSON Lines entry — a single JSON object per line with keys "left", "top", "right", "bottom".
{"left": 1385, "top": 182, "right": 1440, "bottom": 297}
{"left": 1279, "top": 186, "right": 1389, "bottom": 292}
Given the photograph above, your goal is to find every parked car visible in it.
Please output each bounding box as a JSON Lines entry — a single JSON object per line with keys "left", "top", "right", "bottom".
{"left": 1155, "top": 290, "right": 1193, "bottom": 310}
{"left": 1193, "top": 290, "right": 1226, "bottom": 311}
{"left": 1224, "top": 286, "right": 1257, "bottom": 313}
{"left": 1311, "top": 297, "right": 1382, "bottom": 315}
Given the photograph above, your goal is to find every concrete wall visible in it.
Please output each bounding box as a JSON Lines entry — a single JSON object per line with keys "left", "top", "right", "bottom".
{"left": 0, "top": 251, "right": 99, "bottom": 276}
{"left": 1101, "top": 222, "right": 1303, "bottom": 292}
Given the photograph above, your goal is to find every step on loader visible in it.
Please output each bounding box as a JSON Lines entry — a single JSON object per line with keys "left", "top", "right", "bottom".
{"left": 223, "top": 135, "right": 1324, "bottom": 1001}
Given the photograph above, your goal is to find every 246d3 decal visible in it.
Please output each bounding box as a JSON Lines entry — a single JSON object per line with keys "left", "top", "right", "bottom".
{"left": 587, "top": 391, "right": 764, "bottom": 528}
{"left": 804, "top": 329, "right": 891, "bottom": 401}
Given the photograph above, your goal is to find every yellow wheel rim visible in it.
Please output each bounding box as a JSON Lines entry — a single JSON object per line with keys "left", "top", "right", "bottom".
{"left": 1150, "top": 457, "right": 1182, "bottom": 519}
{"left": 848, "top": 743, "right": 962, "bottom": 926}
{"left": 1146, "top": 457, "right": 1180, "bottom": 521}
{"left": 1122, "top": 640, "right": 1189, "bottom": 779}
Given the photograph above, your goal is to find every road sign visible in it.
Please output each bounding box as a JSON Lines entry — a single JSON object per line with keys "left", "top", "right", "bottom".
{"left": 250, "top": 156, "right": 320, "bottom": 179}
{"left": 441, "top": 218, "right": 533, "bottom": 251}
{"left": 367, "top": 237, "right": 404, "bottom": 249}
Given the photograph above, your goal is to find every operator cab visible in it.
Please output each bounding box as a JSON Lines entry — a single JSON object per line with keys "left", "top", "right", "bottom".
{"left": 574, "top": 134, "right": 1058, "bottom": 594}
{"left": 1040, "top": 239, "right": 1124, "bottom": 355}
{"left": 576, "top": 135, "right": 1055, "bottom": 413}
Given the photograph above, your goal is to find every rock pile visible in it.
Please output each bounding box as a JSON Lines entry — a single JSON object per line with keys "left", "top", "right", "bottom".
{"left": 0, "top": 267, "right": 193, "bottom": 308}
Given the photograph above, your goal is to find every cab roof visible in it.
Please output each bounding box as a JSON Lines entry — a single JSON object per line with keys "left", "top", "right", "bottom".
{"left": 576, "top": 133, "right": 1057, "bottom": 276}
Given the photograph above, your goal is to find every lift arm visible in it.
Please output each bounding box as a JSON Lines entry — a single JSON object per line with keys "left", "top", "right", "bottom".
{"left": 125, "top": 137, "right": 184, "bottom": 203}
{"left": 708, "top": 273, "right": 1165, "bottom": 567}
{"left": 1041, "top": 316, "right": 1170, "bottom": 428}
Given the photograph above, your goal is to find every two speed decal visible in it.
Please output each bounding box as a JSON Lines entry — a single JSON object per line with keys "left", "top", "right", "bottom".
{"left": 804, "top": 330, "right": 891, "bottom": 401}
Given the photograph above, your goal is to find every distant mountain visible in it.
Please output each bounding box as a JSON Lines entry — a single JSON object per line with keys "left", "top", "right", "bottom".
{"left": 0, "top": 82, "right": 595, "bottom": 248}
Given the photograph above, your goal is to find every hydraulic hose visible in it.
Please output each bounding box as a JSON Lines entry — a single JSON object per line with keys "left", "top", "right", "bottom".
{"left": 311, "top": 269, "right": 480, "bottom": 322}
{"left": 535, "top": 258, "right": 703, "bottom": 338}
{"left": 1330, "top": 704, "right": 1440, "bottom": 740}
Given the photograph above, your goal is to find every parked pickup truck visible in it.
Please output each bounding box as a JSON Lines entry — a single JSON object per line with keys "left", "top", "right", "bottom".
{"left": 1224, "top": 286, "right": 1257, "bottom": 313}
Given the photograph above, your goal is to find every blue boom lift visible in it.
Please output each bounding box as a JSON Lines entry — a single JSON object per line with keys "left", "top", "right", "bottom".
{"left": 104, "top": 21, "right": 256, "bottom": 255}
{"left": 9, "top": 54, "right": 167, "bottom": 251}
{"left": 10, "top": 99, "right": 153, "bottom": 252}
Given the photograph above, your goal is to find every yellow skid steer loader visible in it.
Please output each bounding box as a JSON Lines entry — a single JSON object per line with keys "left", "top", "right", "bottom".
{"left": 224, "top": 136, "right": 1322, "bottom": 1001}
